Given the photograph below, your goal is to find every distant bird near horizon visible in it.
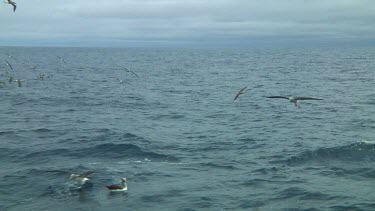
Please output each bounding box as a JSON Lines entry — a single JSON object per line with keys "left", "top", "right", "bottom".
{"left": 106, "top": 178, "right": 128, "bottom": 192}
{"left": 6, "top": 53, "right": 17, "bottom": 60}
{"left": 57, "top": 56, "right": 66, "bottom": 64}
{"left": 4, "top": 0, "right": 16, "bottom": 12}
{"left": 122, "top": 66, "right": 139, "bottom": 78}
{"left": 38, "top": 73, "right": 49, "bottom": 80}
{"left": 266, "top": 96, "right": 323, "bottom": 108}
{"left": 234, "top": 86, "right": 248, "bottom": 101}
{"left": 5, "top": 60, "right": 13, "bottom": 70}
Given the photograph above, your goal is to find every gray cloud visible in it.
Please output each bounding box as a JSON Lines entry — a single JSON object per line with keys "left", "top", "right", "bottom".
{"left": 1, "top": 0, "right": 374, "bottom": 47}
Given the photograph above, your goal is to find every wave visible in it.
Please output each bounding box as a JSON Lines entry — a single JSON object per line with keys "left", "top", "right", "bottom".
{"left": 330, "top": 203, "right": 375, "bottom": 211}
{"left": 273, "top": 187, "right": 346, "bottom": 201}
{"left": 22, "top": 143, "right": 178, "bottom": 162}
{"left": 0, "top": 147, "right": 24, "bottom": 161}
{"left": 286, "top": 142, "right": 375, "bottom": 165}
{"left": 200, "top": 162, "right": 239, "bottom": 170}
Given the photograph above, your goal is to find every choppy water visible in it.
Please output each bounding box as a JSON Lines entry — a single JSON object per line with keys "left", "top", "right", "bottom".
{"left": 1, "top": 46, "right": 375, "bottom": 211}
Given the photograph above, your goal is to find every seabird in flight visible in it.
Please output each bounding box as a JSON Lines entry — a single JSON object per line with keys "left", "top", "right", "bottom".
{"left": 234, "top": 86, "right": 248, "bottom": 101}
{"left": 14, "top": 79, "right": 23, "bottom": 87}
{"left": 6, "top": 53, "right": 17, "bottom": 60}
{"left": 106, "top": 178, "right": 128, "bottom": 192}
{"left": 4, "top": 0, "right": 16, "bottom": 12}
{"left": 266, "top": 96, "right": 323, "bottom": 108}
{"left": 5, "top": 60, "right": 13, "bottom": 70}
{"left": 70, "top": 171, "right": 94, "bottom": 186}
{"left": 57, "top": 56, "right": 67, "bottom": 64}
{"left": 122, "top": 66, "right": 139, "bottom": 78}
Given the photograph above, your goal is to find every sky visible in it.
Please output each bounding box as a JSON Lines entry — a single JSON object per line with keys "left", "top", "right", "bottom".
{"left": 0, "top": 0, "right": 374, "bottom": 47}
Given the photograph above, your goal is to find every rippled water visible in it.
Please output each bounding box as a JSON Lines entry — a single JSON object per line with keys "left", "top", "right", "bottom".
{"left": 1, "top": 46, "right": 375, "bottom": 210}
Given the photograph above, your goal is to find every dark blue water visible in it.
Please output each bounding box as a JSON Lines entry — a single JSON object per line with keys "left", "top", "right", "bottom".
{"left": 1, "top": 46, "right": 375, "bottom": 210}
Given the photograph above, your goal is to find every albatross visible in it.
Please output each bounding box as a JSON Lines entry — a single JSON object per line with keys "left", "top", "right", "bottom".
{"left": 4, "top": 0, "right": 16, "bottom": 12}
{"left": 14, "top": 79, "right": 23, "bottom": 87}
{"left": 122, "top": 66, "right": 139, "bottom": 78}
{"left": 6, "top": 53, "right": 17, "bottom": 60}
{"left": 5, "top": 60, "right": 13, "bottom": 70}
{"left": 106, "top": 178, "right": 128, "bottom": 192}
{"left": 234, "top": 86, "right": 248, "bottom": 101}
{"left": 70, "top": 171, "right": 94, "bottom": 186}
{"left": 266, "top": 96, "right": 323, "bottom": 108}
{"left": 57, "top": 56, "right": 67, "bottom": 64}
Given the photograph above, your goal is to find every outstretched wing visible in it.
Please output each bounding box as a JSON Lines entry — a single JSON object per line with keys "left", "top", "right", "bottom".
{"left": 234, "top": 86, "right": 247, "bottom": 101}
{"left": 5, "top": 60, "right": 13, "bottom": 70}
{"left": 81, "top": 171, "right": 94, "bottom": 177}
{"left": 58, "top": 56, "right": 66, "bottom": 64}
{"left": 266, "top": 96, "right": 289, "bottom": 100}
{"left": 294, "top": 97, "right": 323, "bottom": 101}
{"left": 122, "top": 66, "right": 140, "bottom": 78}
{"left": 129, "top": 70, "right": 139, "bottom": 78}
{"left": 12, "top": 3, "right": 16, "bottom": 12}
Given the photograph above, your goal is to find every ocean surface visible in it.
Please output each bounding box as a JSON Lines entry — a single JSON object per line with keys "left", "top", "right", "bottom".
{"left": 1, "top": 46, "right": 375, "bottom": 211}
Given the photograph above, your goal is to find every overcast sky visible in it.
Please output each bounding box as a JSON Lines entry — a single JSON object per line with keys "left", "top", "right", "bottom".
{"left": 0, "top": 0, "right": 374, "bottom": 47}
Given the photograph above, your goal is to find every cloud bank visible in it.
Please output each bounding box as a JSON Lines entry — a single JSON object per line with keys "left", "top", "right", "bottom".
{"left": 0, "top": 0, "right": 374, "bottom": 47}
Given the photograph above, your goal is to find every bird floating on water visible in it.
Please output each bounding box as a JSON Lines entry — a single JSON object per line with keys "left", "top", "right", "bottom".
{"left": 57, "top": 56, "right": 66, "bottom": 64}
{"left": 266, "top": 96, "right": 323, "bottom": 108}
{"left": 70, "top": 171, "right": 94, "bottom": 186}
{"left": 5, "top": 60, "right": 13, "bottom": 70}
{"left": 106, "top": 178, "right": 128, "bottom": 192}
{"left": 234, "top": 86, "right": 248, "bottom": 101}
{"left": 8, "top": 76, "right": 14, "bottom": 83}
{"left": 122, "top": 66, "right": 139, "bottom": 78}
{"left": 4, "top": 0, "right": 16, "bottom": 12}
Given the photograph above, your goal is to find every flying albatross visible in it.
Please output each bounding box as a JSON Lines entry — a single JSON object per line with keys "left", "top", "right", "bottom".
{"left": 5, "top": 60, "right": 13, "bottom": 70}
{"left": 266, "top": 96, "right": 323, "bottom": 108}
{"left": 122, "top": 66, "right": 139, "bottom": 78}
{"left": 70, "top": 171, "right": 94, "bottom": 186}
{"left": 4, "top": 0, "right": 16, "bottom": 12}
{"left": 14, "top": 79, "right": 24, "bottom": 87}
{"left": 234, "top": 86, "right": 248, "bottom": 101}
{"left": 6, "top": 53, "right": 17, "bottom": 60}
{"left": 57, "top": 56, "right": 67, "bottom": 64}
{"left": 106, "top": 178, "right": 128, "bottom": 192}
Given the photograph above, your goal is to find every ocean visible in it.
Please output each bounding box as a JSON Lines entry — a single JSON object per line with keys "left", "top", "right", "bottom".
{"left": 1, "top": 46, "right": 375, "bottom": 211}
